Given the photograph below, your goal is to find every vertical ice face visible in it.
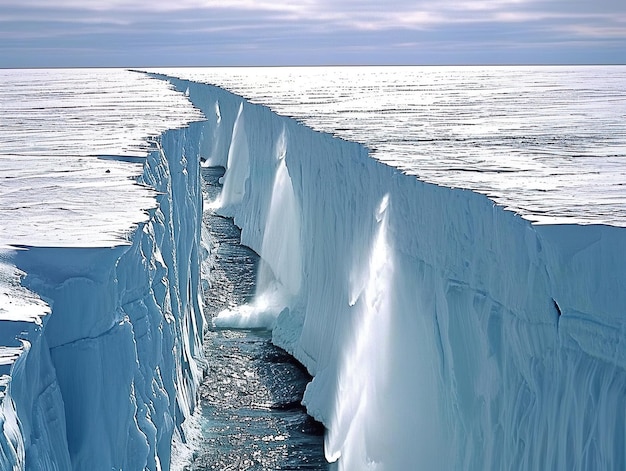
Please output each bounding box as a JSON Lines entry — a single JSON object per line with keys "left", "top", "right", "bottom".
{"left": 324, "top": 194, "right": 393, "bottom": 469}
{"left": 0, "top": 118, "right": 208, "bottom": 470}
{"left": 201, "top": 100, "right": 224, "bottom": 167}
{"left": 258, "top": 153, "right": 302, "bottom": 299}
{"left": 164, "top": 75, "right": 626, "bottom": 471}
{"left": 219, "top": 102, "right": 250, "bottom": 211}
{"left": 0, "top": 254, "right": 71, "bottom": 471}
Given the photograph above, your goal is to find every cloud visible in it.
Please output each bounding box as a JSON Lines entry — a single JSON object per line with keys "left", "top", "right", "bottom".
{"left": 0, "top": 0, "right": 624, "bottom": 66}
{"left": 2, "top": 0, "right": 624, "bottom": 32}
{"left": 0, "top": 0, "right": 311, "bottom": 13}
{"left": 558, "top": 23, "right": 626, "bottom": 39}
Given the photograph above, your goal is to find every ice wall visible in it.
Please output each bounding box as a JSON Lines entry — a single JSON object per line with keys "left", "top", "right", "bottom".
{"left": 167, "top": 76, "right": 626, "bottom": 470}
{"left": 0, "top": 121, "right": 206, "bottom": 470}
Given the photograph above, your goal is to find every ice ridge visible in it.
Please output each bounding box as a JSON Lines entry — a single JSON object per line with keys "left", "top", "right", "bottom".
{"left": 160, "top": 74, "right": 626, "bottom": 470}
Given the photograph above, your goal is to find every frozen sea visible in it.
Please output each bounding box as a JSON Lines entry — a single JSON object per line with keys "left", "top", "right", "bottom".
{"left": 150, "top": 65, "right": 626, "bottom": 226}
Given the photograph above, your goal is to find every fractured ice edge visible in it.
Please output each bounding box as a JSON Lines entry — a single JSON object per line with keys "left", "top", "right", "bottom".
{"left": 0, "top": 121, "right": 206, "bottom": 470}
{"left": 1, "top": 72, "right": 626, "bottom": 470}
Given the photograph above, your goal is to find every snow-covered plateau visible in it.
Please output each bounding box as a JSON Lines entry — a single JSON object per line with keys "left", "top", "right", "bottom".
{"left": 1, "top": 70, "right": 625, "bottom": 470}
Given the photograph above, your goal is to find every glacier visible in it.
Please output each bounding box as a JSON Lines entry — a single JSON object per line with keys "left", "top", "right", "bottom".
{"left": 1, "top": 70, "right": 625, "bottom": 471}
{"left": 167, "top": 75, "right": 625, "bottom": 470}
{"left": 0, "top": 119, "right": 206, "bottom": 469}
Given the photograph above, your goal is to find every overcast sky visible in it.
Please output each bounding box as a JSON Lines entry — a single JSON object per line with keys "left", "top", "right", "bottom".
{"left": 1, "top": 0, "right": 625, "bottom": 67}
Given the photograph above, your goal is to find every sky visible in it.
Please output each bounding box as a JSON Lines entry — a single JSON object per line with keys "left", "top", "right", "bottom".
{"left": 0, "top": 0, "right": 625, "bottom": 67}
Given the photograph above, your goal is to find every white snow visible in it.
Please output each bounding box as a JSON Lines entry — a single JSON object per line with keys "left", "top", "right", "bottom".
{"left": 165, "top": 75, "right": 626, "bottom": 471}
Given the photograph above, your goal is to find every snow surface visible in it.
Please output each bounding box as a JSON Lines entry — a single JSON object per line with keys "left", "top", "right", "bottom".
{"left": 0, "top": 69, "right": 201, "bottom": 249}
{"left": 149, "top": 66, "right": 626, "bottom": 227}
{"left": 161, "top": 75, "right": 626, "bottom": 470}
{"left": 0, "top": 71, "right": 206, "bottom": 470}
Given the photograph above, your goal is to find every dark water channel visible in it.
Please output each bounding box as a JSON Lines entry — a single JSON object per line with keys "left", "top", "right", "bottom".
{"left": 186, "top": 167, "right": 328, "bottom": 470}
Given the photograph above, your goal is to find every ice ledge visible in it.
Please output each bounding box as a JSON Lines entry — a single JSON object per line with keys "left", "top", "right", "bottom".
{"left": 157, "top": 74, "right": 626, "bottom": 470}
{"left": 0, "top": 116, "right": 207, "bottom": 470}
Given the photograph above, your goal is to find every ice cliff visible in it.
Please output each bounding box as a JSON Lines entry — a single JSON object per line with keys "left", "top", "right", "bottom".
{"left": 1, "top": 72, "right": 624, "bottom": 471}
{"left": 168, "top": 76, "right": 625, "bottom": 470}
{"left": 0, "top": 121, "right": 206, "bottom": 470}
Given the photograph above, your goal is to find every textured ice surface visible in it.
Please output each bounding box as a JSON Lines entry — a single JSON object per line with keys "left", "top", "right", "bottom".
{"left": 0, "top": 68, "right": 202, "bottom": 248}
{"left": 0, "top": 70, "right": 205, "bottom": 470}
{"left": 161, "top": 75, "right": 626, "bottom": 471}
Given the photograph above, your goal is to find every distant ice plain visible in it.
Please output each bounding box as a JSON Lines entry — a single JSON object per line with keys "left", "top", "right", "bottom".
{"left": 150, "top": 65, "right": 626, "bottom": 226}
{"left": 3, "top": 66, "right": 624, "bottom": 249}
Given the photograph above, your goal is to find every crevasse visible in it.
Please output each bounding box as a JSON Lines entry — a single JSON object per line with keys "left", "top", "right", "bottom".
{"left": 167, "top": 75, "right": 625, "bottom": 470}
{"left": 0, "top": 119, "right": 206, "bottom": 470}
{"left": 1, "top": 73, "right": 625, "bottom": 471}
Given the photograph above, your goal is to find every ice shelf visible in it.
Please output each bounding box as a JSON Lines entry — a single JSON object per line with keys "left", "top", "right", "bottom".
{"left": 0, "top": 70, "right": 206, "bottom": 470}
{"left": 166, "top": 75, "right": 626, "bottom": 471}
{"left": 1, "top": 70, "right": 625, "bottom": 471}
